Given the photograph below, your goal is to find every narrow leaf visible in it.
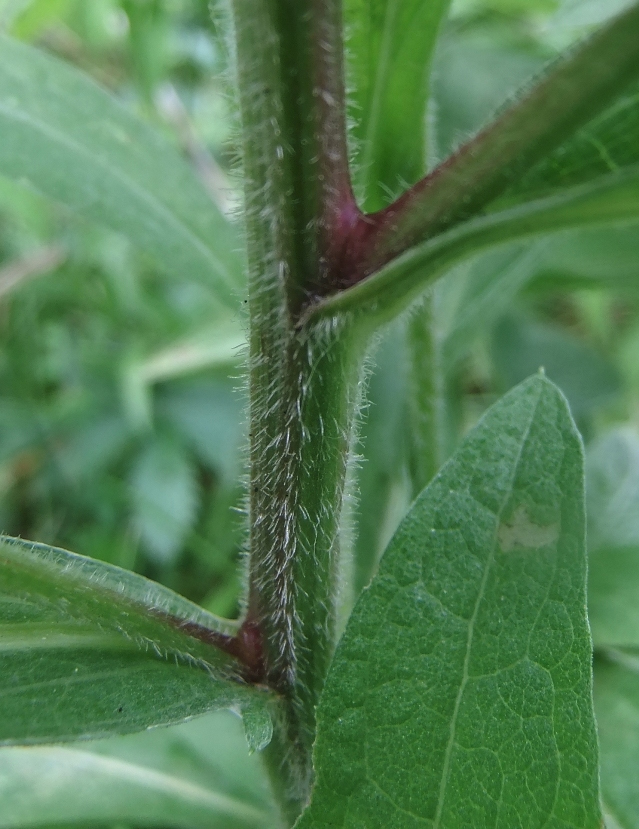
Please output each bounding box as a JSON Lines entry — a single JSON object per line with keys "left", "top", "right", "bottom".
{"left": 364, "top": 1, "right": 639, "bottom": 273}
{"left": 297, "top": 375, "right": 600, "bottom": 828}
{"left": 0, "top": 711, "right": 277, "bottom": 829}
{"left": 345, "top": 0, "right": 450, "bottom": 210}
{"left": 0, "top": 35, "right": 241, "bottom": 304}
{"left": 0, "top": 537, "right": 271, "bottom": 744}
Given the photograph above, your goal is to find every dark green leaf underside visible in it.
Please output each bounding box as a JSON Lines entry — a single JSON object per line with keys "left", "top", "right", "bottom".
{"left": 298, "top": 375, "right": 600, "bottom": 829}
{"left": 0, "top": 537, "right": 272, "bottom": 745}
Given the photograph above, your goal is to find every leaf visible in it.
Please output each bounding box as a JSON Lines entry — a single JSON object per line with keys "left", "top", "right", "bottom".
{"left": 507, "top": 86, "right": 639, "bottom": 203}
{"left": 594, "top": 654, "right": 639, "bottom": 829}
{"left": 0, "top": 710, "right": 277, "bottom": 829}
{"left": 297, "top": 375, "right": 600, "bottom": 828}
{"left": 344, "top": 0, "right": 451, "bottom": 210}
{"left": 0, "top": 536, "right": 272, "bottom": 745}
{"left": 361, "top": 2, "right": 639, "bottom": 275}
{"left": 0, "top": 35, "right": 241, "bottom": 305}
{"left": 439, "top": 243, "right": 547, "bottom": 368}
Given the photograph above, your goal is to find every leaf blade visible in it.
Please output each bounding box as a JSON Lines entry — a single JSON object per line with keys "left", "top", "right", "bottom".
{"left": 0, "top": 35, "right": 241, "bottom": 305}
{"left": 0, "top": 711, "right": 277, "bottom": 829}
{"left": 0, "top": 537, "right": 272, "bottom": 745}
{"left": 297, "top": 376, "right": 600, "bottom": 828}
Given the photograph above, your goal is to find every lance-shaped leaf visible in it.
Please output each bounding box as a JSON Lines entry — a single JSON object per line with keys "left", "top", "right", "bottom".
{"left": 297, "top": 375, "right": 600, "bottom": 828}
{"left": 0, "top": 536, "right": 272, "bottom": 746}
{"left": 0, "top": 35, "right": 241, "bottom": 305}
{"left": 0, "top": 711, "right": 277, "bottom": 829}
{"left": 344, "top": 0, "right": 450, "bottom": 211}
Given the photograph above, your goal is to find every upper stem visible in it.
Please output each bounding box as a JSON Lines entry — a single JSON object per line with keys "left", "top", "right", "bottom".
{"left": 230, "top": 0, "right": 362, "bottom": 818}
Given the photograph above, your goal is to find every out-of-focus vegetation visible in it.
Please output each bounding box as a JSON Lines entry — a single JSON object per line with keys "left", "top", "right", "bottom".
{"left": 1, "top": 0, "right": 639, "bottom": 825}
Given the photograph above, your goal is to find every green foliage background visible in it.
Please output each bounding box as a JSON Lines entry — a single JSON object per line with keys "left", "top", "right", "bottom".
{"left": 1, "top": 0, "right": 639, "bottom": 826}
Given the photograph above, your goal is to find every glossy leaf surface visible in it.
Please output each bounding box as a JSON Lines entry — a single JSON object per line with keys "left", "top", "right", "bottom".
{"left": 298, "top": 375, "right": 600, "bottom": 828}
{"left": 0, "top": 35, "right": 240, "bottom": 304}
{"left": 0, "top": 537, "right": 271, "bottom": 744}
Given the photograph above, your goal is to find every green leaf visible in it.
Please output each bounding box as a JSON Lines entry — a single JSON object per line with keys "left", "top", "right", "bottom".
{"left": 508, "top": 86, "right": 639, "bottom": 203}
{"left": 439, "top": 243, "right": 545, "bottom": 368}
{"left": 0, "top": 536, "right": 272, "bottom": 744}
{"left": 594, "top": 654, "right": 639, "bottom": 829}
{"left": 0, "top": 35, "right": 241, "bottom": 305}
{"left": 297, "top": 375, "right": 600, "bottom": 828}
{"left": 0, "top": 710, "right": 277, "bottom": 829}
{"left": 362, "top": 2, "right": 639, "bottom": 274}
{"left": 344, "top": 0, "right": 450, "bottom": 210}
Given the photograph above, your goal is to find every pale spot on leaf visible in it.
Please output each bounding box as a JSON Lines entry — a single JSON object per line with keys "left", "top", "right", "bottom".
{"left": 498, "top": 505, "right": 559, "bottom": 552}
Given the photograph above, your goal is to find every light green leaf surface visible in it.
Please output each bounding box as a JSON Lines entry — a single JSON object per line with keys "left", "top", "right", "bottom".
{"left": 297, "top": 375, "right": 600, "bottom": 828}
{"left": 0, "top": 710, "right": 277, "bottom": 829}
{"left": 0, "top": 35, "right": 241, "bottom": 304}
{"left": 344, "top": 0, "right": 450, "bottom": 210}
{"left": 0, "top": 536, "right": 272, "bottom": 744}
{"left": 594, "top": 655, "right": 639, "bottom": 829}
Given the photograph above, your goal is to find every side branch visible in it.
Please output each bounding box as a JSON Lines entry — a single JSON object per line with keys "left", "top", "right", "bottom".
{"left": 324, "top": 1, "right": 639, "bottom": 289}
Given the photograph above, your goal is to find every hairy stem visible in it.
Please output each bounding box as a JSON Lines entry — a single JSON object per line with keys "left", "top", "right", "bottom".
{"left": 230, "top": 0, "right": 361, "bottom": 818}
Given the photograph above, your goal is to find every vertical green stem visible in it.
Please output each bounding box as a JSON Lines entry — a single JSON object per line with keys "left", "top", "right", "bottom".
{"left": 407, "top": 292, "right": 445, "bottom": 495}
{"left": 230, "top": 0, "right": 360, "bottom": 819}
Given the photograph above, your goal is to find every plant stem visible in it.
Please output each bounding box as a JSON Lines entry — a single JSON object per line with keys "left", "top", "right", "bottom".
{"left": 230, "top": 0, "right": 362, "bottom": 819}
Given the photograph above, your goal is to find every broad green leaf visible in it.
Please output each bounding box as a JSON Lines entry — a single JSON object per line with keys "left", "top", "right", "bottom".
{"left": 297, "top": 375, "right": 600, "bottom": 828}
{"left": 344, "top": 0, "right": 450, "bottom": 210}
{"left": 0, "top": 35, "right": 241, "bottom": 305}
{"left": 0, "top": 710, "right": 278, "bottom": 829}
{"left": 594, "top": 654, "right": 639, "bottom": 829}
{"left": 0, "top": 536, "right": 272, "bottom": 744}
